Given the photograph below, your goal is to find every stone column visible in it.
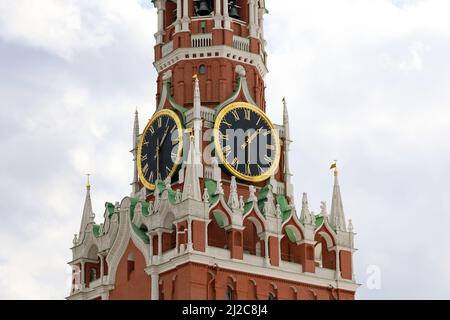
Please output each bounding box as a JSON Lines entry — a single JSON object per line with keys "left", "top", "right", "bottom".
{"left": 214, "top": 0, "right": 223, "bottom": 29}
{"left": 223, "top": 0, "right": 231, "bottom": 29}
{"left": 98, "top": 254, "right": 104, "bottom": 280}
{"left": 335, "top": 247, "right": 342, "bottom": 280}
{"left": 175, "top": 0, "right": 182, "bottom": 33}
{"left": 248, "top": 0, "right": 257, "bottom": 37}
{"left": 157, "top": 230, "right": 163, "bottom": 261}
{"left": 155, "top": 0, "right": 166, "bottom": 44}
{"left": 151, "top": 271, "right": 159, "bottom": 300}
{"left": 187, "top": 218, "right": 193, "bottom": 252}
{"left": 80, "top": 261, "right": 86, "bottom": 289}
{"left": 182, "top": 0, "right": 190, "bottom": 31}
{"left": 149, "top": 234, "right": 154, "bottom": 264}
{"left": 264, "top": 234, "right": 270, "bottom": 267}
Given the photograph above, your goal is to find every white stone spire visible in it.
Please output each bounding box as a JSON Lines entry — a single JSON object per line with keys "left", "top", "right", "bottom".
{"left": 131, "top": 109, "right": 140, "bottom": 196}
{"left": 182, "top": 136, "right": 202, "bottom": 202}
{"left": 300, "top": 192, "right": 312, "bottom": 225}
{"left": 283, "top": 98, "right": 294, "bottom": 199}
{"left": 330, "top": 165, "right": 347, "bottom": 231}
{"left": 192, "top": 75, "right": 204, "bottom": 177}
{"left": 79, "top": 175, "right": 95, "bottom": 239}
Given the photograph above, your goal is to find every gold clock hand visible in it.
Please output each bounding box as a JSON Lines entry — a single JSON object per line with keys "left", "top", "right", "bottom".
{"left": 160, "top": 125, "right": 171, "bottom": 147}
{"left": 241, "top": 128, "right": 262, "bottom": 149}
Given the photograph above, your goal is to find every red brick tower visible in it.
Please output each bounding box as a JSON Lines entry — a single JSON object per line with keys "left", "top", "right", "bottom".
{"left": 68, "top": 0, "right": 358, "bottom": 300}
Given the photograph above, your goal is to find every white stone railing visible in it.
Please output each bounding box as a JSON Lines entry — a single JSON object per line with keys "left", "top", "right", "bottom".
{"left": 185, "top": 106, "right": 215, "bottom": 125}
{"left": 161, "top": 41, "right": 174, "bottom": 57}
{"left": 192, "top": 33, "right": 213, "bottom": 48}
{"left": 233, "top": 35, "right": 250, "bottom": 52}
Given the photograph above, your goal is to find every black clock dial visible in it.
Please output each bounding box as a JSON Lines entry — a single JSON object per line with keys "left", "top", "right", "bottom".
{"left": 137, "top": 110, "right": 183, "bottom": 190}
{"left": 214, "top": 102, "right": 280, "bottom": 182}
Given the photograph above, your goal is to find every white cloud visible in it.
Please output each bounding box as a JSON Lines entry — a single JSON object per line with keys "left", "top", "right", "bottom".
{"left": 0, "top": 0, "right": 154, "bottom": 61}
{"left": 0, "top": 0, "right": 449, "bottom": 299}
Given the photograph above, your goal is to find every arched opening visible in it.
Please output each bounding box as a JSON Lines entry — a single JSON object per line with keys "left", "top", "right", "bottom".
{"left": 162, "top": 213, "right": 177, "bottom": 254}
{"left": 280, "top": 226, "right": 302, "bottom": 264}
{"left": 268, "top": 284, "right": 278, "bottom": 300}
{"left": 225, "top": 277, "right": 236, "bottom": 300}
{"left": 243, "top": 217, "right": 264, "bottom": 257}
{"left": 208, "top": 211, "right": 229, "bottom": 249}
{"left": 89, "top": 268, "right": 97, "bottom": 282}
{"left": 314, "top": 232, "right": 336, "bottom": 270}
{"left": 85, "top": 245, "right": 100, "bottom": 287}
{"left": 207, "top": 271, "right": 216, "bottom": 300}
{"left": 199, "top": 64, "right": 207, "bottom": 75}
{"left": 165, "top": 1, "right": 177, "bottom": 28}
{"left": 290, "top": 287, "right": 298, "bottom": 300}
{"left": 127, "top": 252, "right": 135, "bottom": 280}
{"left": 248, "top": 280, "right": 257, "bottom": 300}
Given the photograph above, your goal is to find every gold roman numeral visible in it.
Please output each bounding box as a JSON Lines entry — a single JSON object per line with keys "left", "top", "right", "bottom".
{"left": 148, "top": 171, "right": 154, "bottom": 182}
{"left": 256, "top": 117, "right": 262, "bottom": 126}
{"left": 149, "top": 126, "right": 155, "bottom": 135}
{"left": 231, "top": 110, "right": 240, "bottom": 121}
{"left": 222, "top": 120, "right": 232, "bottom": 128}
{"left": 143, "top": 164, "right": 149, "bottom": 176}
{"left": 244, "top": 109, "right": 251, "bottom": 121}
{"left": 141, "top": 154, "right": 148, "bottom": 161}
{"left": 219, "top": 132, "right": 229, "bottom": 141}
{"left": 264, "top": 155, "right": 273, "bottom": 165}
{"left": 158, "top": 117, "right": 162, "bottom": 128}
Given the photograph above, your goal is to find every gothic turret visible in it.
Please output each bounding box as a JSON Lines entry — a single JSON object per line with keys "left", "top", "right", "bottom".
{"left": 131, "top": 109, "right": 140, "bottom": 196}
{"left": 78, "top": 175, "right": 94, "bottom": 241}
{"left": 330, "top": 164, "right": 347, "bottom": 232}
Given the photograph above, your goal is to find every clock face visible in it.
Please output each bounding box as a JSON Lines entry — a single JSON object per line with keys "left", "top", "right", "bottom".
{"left": 214, "top": 102, "right": 281, "bottom": 182}
{"left": 137, "top": 109, "right": 183, "bottom": 190}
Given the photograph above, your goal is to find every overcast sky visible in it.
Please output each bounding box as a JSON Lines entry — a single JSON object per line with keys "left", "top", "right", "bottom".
{"left": 0, "top": 0, "right": 449, "bottom": 299}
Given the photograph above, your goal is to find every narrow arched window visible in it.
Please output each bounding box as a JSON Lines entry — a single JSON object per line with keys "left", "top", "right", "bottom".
{"left": 90, "top": 268, "right": 97, "bottom": 282}
{"left": 225, "top": 286, "right": 234, "bottom": 300}
{"left": 199, "top": 64, "right": 207, "bottom": 75}
{"left": 268, "top": 292, "right": 277, "bottom": 300}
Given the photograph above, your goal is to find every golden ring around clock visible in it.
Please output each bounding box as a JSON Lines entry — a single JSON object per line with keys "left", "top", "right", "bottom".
{"left": 137, "top": 109, "right": 184, "bottom": 190}
{"left": 214, "top": 102, "right": 281, "bottom": 183}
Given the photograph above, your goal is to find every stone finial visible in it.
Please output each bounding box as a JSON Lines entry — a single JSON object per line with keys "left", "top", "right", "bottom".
{"left": 239, "top": 195, "right": 245, "bottom": 211}
{"left": 348, "top": 219, "right": 354, "bottom": 233}
{"left": 320, "top": 201, "right": 328, "bottom": 217}
{"left": 162, "top": 69, "right": 172, "bottom": 81}
{"left": 203, "top": 188, "right": 210, "bottom": 203}
{"left": 249, "top": 185, "right": 257, "bottom": 202}
{"left": 216, "top": 182, "right": 224, "bottom": 195}
{"left": 228, "top": 176, "right": 240, "bottom": 210}
{"left": 175, "top": 189, "right": 182, "bottom": 204}
{"left": 235, "top": 65, "right": 246, "bottom": 77}
{"left": 300, "top": 192, "right": 312, "bottom": 225}
{"left": 276, "top": 204, "right": 282, "bottom": 218}
{"left": 73, "top": 234, "right": 78, "bottom": 245}
{"left": 310, "top": 211, "right": 316, "bottom": 226}
{"left": 164, "top": 176, "right": 172, "bottom": 190}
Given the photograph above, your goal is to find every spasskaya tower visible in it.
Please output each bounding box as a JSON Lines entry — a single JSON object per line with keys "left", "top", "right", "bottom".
{"left": 68, "top": 0, "right": 359, "bottom": 300}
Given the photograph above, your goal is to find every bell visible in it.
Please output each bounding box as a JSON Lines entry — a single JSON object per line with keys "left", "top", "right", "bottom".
{"left": 229, "top": 1, "right": 240, "bottom": 19}
{"left": 197, "top": 0, "right": 211, "bottom": 16}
